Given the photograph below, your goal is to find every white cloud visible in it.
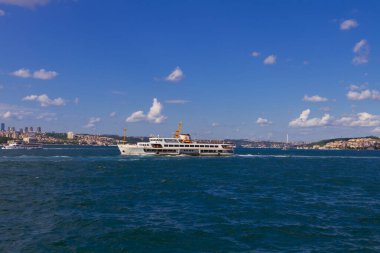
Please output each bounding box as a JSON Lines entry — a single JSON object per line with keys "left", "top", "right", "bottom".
{"left": 0, "top": 103, "right": 34, "bottom": 120}
{"left": 373, "top": 127, "right": 380, "bottom": 133}
{"left": 347, "top": 85, "right": 380, "bottom": 101}
{"left": 320, "top": 106, "right": 331, "bottom": 112}
{"left": 1, "top": 110, "right": 27, "bottom": 120}
{"left": 289, "top": 109, "right": 331, "bottom": 127}
{"left": 126, "top": 98, "right": 167, "bottom": 124}
{"left": 165, "top": 99, "right": 190, "bottom": 104}
{"left": 0, "top": 0, "right": 50, "bottom": 8}
{"left": 84, "top": 117, "right": 101, "bottom": 128}
{"left": 36, "top": 112, "right": 57, "bottom": 121}
{"left": 11, "top": 68, "right": 58, "bottom": 80}
{"left": 74, "top": 97, "right": 80, "bottom": 105}
{"left": 347, "top": 90, "right": 380, "bottom": 101}
{"left": 263, "top": 54, "right": 276, "bottom": 65}
{"left": 256, "top": 117, "right": 272, "bottom": 126}
{"left": 33, "top": 69, "right": 58, "bottom": 80}
{"left": 11, "top": 68, "right": 31, "bottom": 78}
{"left": 340, "top": 19, "right": 358, "bottom": 30}
{"left": 336, "top": 112, "right": 380, "bottom": 127}
{"left": 352, "top": 39, "right": 369, "bottom": 65}
{"left": 211, "top": 122, "right": 219, "bottom": 127}
{"left": 165, "top": 67, "right": 183, "bottom": 82}
{"left": 303, "top": 95, "right": 328, "bottom": 102}
{"left": 2, "top": 111, "right": 12, "bottom": 119}
{"left": 22, "top": 94, "right": 66, "bottom": 107}
{"left": 251, "top": 51, "right": 260, "bottom": 57}
{"left": 0, "top": 9, "right": 5, "bottom": 16}
{"left": 109, "top": 112, "right": 116, "bottom": 117}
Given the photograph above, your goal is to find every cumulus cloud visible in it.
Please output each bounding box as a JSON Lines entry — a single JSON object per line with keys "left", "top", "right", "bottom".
{"left": 263, "top": 55, "right": 276, "bottom": 65}
{"left": 11, "top": 68, "right": 31, "bottom": 78}
{"left": 373, "top": 127, "right": 380, "bottom": 133}
{"left": 340, "top": 19, "right": 358, "bottom": 30}
{"left": 22, "top": 94, "right": 66, "bottom": 107}
{"left": 251, "top": 51, "right": 260, "bottom": 57}
{"left": 84, "top": 117, "right": 101, "bottom": 128}
{"left": 303, "top": 95, "right": 328, "bottom": 102}
{"left": 11, "top": 68, "right": 58, "bottom": 80}
{"left": 165, "top": 67, "right": 184, "bottom": 82}
{"left": 74, "top": 97, "right": 80, "bottom": 105}
{"left": 352, "top": 39, "right": 369, "bottom": 65}
{"left": 256, "top": 117, "right": 272, "bottom": 126}
{"left": 336, "top": 112, "right": 380, "bottom": 127}
{"left": 0, "top": 103, "right": 34, "bottom": 120}
{"left": 33, "top": 69, "right": 58, "bottom": 80}
{"left": 2, "top": 111, "right": 12, "bottom": 119}
{"left": 165, "top": 99, "right": 190, "bottom": 104}
{"left": 1, "top": 110, "right": 27, "bottom": 120}
{"left": 0, "top": 9, "right": 5, "bottom": 16}
{"left": 289, "top": 109, "right": 331, "bottom": 127}
{"left": 347, "top": 84, "right": 380, "bottom": 101}
{"left": 109, "top": 112, "right": 116, "bottom": 117}
{"left": 0, "top": 0, "right": 50, "bottom": 8}
{"left": 126, "top": 98, "right": 167, "bottom": 124}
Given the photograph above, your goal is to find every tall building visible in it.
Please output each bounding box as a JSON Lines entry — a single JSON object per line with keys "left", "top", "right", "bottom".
{"left": 24, "top": 127, "right": 28, "bottom": 133}
{"left": 37, "top": 127, "right": 42, "bottom": 133}
{"left": 29, "top": 127, "right": 33, "bottom": 132}
{"left": 1, "top": 123, "right": 4, "bottom": 131}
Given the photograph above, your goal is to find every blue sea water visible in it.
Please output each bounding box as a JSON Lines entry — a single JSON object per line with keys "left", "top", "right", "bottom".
{"left": 1, "top": 146, "right": 380, "bottom": 252}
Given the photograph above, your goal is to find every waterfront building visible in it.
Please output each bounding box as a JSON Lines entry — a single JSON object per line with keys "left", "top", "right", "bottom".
{"left": 1, "top": 123, "right": 4, "bottom": 132}
{"left": 67, "top": 131, "right": 75, "bottom": 139}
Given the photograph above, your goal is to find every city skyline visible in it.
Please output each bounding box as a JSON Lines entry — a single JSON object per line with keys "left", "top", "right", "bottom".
{"left": 1, "top": 1, "right": 380, "bottom": 141}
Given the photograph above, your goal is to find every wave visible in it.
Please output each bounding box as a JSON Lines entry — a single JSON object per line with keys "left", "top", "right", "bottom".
{"left": 237, "top": 154, "right": 380, "bottom": 159}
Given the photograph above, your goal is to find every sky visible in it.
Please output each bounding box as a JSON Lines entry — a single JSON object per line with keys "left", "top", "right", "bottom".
{"left": 0, "top": 0, "right": 380, "bottom": 141}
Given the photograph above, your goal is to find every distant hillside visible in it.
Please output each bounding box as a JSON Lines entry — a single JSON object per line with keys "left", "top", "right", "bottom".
{"left": 309, "top": 136, "right": 380, "bottom": 147}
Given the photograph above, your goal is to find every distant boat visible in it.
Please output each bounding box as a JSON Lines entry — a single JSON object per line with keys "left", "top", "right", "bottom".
{"left": 1, "top": 141, "right": 42, "bottom": 150}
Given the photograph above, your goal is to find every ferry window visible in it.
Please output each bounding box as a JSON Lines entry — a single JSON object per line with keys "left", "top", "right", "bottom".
{"left": 190, "top": 145, "right": 194, "bottom": 147}
{"left": 200, "top": 145, "right": 204, "bottom": 147}
{"left": 164, "top": 145, "right": 168, "bottom": 147}
{"left": 180, "top": 145, "right": 184, "bottom": 147}
{"left": 205, "top": 145, "right": 209, "bottom": 148}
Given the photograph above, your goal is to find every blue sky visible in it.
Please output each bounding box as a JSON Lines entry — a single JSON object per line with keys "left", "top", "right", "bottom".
{"left": 0, "top": 0, "right": 380, "bottom": 141}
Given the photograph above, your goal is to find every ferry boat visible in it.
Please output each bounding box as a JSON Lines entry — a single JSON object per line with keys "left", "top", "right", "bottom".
{"left": 1, "top": 141, "right": 43, "bottom": 150}
{"left": 117, "top": 123, "right": 234, "bottom": 156}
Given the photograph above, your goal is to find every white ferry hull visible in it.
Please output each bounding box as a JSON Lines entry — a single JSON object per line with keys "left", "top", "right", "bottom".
{"left": 118, "top": 144, "right": 234, "bottom": 156}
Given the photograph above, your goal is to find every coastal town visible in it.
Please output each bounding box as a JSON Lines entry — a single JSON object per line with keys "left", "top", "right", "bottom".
{"left": 1, "top": 123, "right": 379, "bottom": 150}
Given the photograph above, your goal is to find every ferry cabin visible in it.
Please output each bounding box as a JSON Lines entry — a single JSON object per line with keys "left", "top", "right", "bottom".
{"left": 119, "top": 137, "right": 234, "bottom": 156}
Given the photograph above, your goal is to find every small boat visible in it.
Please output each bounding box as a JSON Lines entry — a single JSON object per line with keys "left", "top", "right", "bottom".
{"left": 1, "top": 141, "right": 43, "bottom": 150}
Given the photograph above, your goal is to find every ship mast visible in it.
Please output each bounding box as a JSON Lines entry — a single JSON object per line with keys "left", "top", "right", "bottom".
{"left": 174, "top": 121, "right": 182, "bottom": 138}
{"left": 123, "top": 128, "right": 127, "bottom": 144}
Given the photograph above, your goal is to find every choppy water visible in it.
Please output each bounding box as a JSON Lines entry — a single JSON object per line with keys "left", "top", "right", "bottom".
{"left": 1, "top": 146, "right": 380, "bottom": 252}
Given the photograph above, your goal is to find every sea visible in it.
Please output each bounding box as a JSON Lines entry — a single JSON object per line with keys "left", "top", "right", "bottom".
{"left": 1, "top": 146, "right": 380, "bottom": 253}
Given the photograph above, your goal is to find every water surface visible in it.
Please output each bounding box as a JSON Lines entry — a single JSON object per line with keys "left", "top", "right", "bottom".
{"left": 1, "top": 146, "right": 380, "bottom": 252}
